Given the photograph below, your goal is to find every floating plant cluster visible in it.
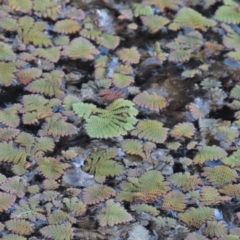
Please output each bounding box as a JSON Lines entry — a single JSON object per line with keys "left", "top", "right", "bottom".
{"left": 0, "top": 0, "right": 240, "bottom": 239}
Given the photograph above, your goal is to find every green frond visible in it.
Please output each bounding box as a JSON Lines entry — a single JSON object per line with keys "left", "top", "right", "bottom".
{"left": 112, "top": 73, "right": 134, "bottom": 88}
{"left": 63, "top": 197, "right": 86, "bottom": 216}
{"left": 227, "top": 51, "right": 240, "bottom": 61}
{"left": 223, "top": 33, "right": 240, "bottom": 50}
{"left": 6, "top": 219, "right": 32, "bottom": 235}
{"left": 203, "top": 221, "right": 227, "bottom": 238}
{"left": 130, "top": 204, "right": 159, "bottom": 216}
{"left": 144, "top": 0, "right": 182, "bottom": 11}
{"left": 189, "top": 102, "right": 208, "bottom": 119}
{"left": 26, "top": 70, "right": 65, "bottom": 99}
{"left": 117, "top": 47, "right": 140, "bottom": 64}
{"left": 178, "top": 207, "right": 214, "bottom": 227}
{"left": 217, "top": 126, "right": 239, "bottom": 143}
{"left": 73, "top": 99, "right": 138, "bottom": 138}
{"left": 34, "top": 47, "right": 61, "bottom": 63}
{"left": 162, "top": 190, "right": 187, "bottom": 212}
{"left": 182, "top": 69, "right": 199, "bottom": 78}
{"left": 117, "top": 170, "right": 169, "bottom": 202}
{"left": 0, "top": 18, "right": 18, "bottom": 31}
{"left": 97, "top": 33, "right": 120, "bottom": 50}
{"left": 0, "top": 128, "right": 19, "bottom": 142}
{"left": 1, "top": 234, "right": 27, "bottom": 240}
{"left": 39, "top": 114, "right": 78, "bottom": 138}
{"left": 231, "top": 85, "right": 240, "bottom": 100}
{"left": 193, "top": 145, "right": 227, "bottom": 164}
{"left": 171, "top": 122, "right": 195, "bottom": 138}
{"left": 222, "top": 150, "right": 240, "bottom": 167}
{"left": 48, "top": 209, "right": 76, "bottom": 224}
{"left": 82, "top": 148, "right": 123, "bottom": 182}
{"left": 0, "top": 176, "right": 25, "bottom": 197}
{"left": 202, "top": 166, "right": 237, "bottom": 187}
{"left": 133, "top": 3, "right": 153, "bottom": 17}
{"left": 82, "top": 184, "right": 116, "bottom": 204}
{"left": 53, "top": 35, "right": 69, "bottom": 46}
{"left": 63, "top": 37, "right": 100, "bottom": 60}
{"left": 115, "top": 65, "right": 133, "bottom": 74}
{"left": 141, "top": 15, "right": 169, "bottom": 33}
{"left": 0, "top": 141, "right": 27, "bottom": 164}
{"left": 40, "top": 223, "right": 73, "bottom": 240}
{"left": 37, "top": 157, "right": 70, "bottom": 179}
{"left": 186, "top": 233, "right": 209, "bottom": 240}
{"left": 0, "top": 42, "right": 16, "bottom": 61}
{"left": 0, "top": 62, "right": 16, "bottom": 86}
{"left": 11, "top": 200, "right": 46, "bottom": 221}
{"left": 80, "top": 28, "right": 101, "bottom": 40}
{"left": 219, "top": 183, "right": 240, "bottom": 197}
{"left": 8, "top": 0, "right": 32, "bottom": 13}
{"left": 133, "top": 91, "right": 167, "bottom": 112}
{"left": 152, "top": 216, "right": 176, "bottom": 228}
{"left": 200, "top": 186, "right": 231, "bottom": 206}
{"left": 16, "top": 68, "right": 42, "bottom": 85}
{"left": 128, "top": 224, "right": 149, "bottom": 240}
{"left": 121, "top": 139, "right": 145, "bottom": 158}
{"left": 131, "top": 120, "right": 168, "bottom": 143}
{"left": 169, "top": 172, "right": 203, "bottom": 192}
{"left": 215, "top": 5, "right": 240, "bottom": 24}
{"left": 169, "top": 49, "right": 192, "bottom": 62}
{"left": 63, "top": 95, "right": 79, "bottom": 111}
{"left": 201, "top": 78, "right": 222, "bottom": 89}
{"left": 97, "top": 199, "right": 132, "bottom": 227}
{"left": 169, "top": 7, "right": 216, "bottom": 31}
{"left": 0, "top": 104, "right": 21, "bottom": 128}
{"left": 0, "top": 192, "right": 16, "bottom": 212}
{"left": 54, "top": 19, "right": 81, "bottom": 34}
{"left": 43, "top": 179, "right": 59, "bottom": 190}
{"left": 31, "top": 137, "right": 55, "bottom": 155}
{"left": 33, "top": 0, "right": 60, "bottom": 20}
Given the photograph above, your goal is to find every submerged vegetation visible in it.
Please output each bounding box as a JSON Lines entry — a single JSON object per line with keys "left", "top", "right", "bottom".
{"left": 0, "top": 0, "right": 240, "bottom": 239}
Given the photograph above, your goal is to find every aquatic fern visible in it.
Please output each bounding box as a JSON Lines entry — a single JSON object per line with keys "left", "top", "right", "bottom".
{"left": 133, "top": 3, "right": 153, "bottom": 17}
{"left": 117, "top": 47, "right": 140, "bottom": 64}
{"left": 8, "top": 0, "right": 32, "bottom": 13}
{"left": 83, "top": 184, "right": 116, "bottom": 204}
{"left": 230, "top": 85, "right": 240, "bottom": 100}
{"left": 48, "top": 210, "right": 76, "bottom": 224}
{"left": 131, "top": 120, "right": 169, "bottom": 143}
{"left": 63, "top": 37, "right": 100, "bottom": 60}
{"left": 97, "top": 199, "right": 132, "bottom": 227}
{"left": 0, "top": 104, "right": 21, "bottom": 128}
{"left": 169, "top": 7, "right": 216, "bottom": 31}
{"left": 121, "top": 139, "right": 145, "bottom": 158}
{"left": 0, "top": 42, "right": 16, "bottom": 61}
{"left": 130, "top": 204, "right": 159, "bottom": 216}
{"left": 141, "top": 15, "right": 169, "bottom": 33}
{"left": 219, "top": 184, "right": 240, "bottom": 197}
{"left": 0, "top": 18, "right": 18, "bottom": 31}
{"left": 1, "top": 176, "right": 25, "bottom": 197}
{"left": 193, "top": 145, "right": 227, "bottom": 164}
{"left": 112, "top": 73, "right": 134, "bottom": 88}
{"left": 185, "top": 233, "right": 209, "bottom": 240}
{"left": 16, "top": 68, "right": 42, "bottom": 85}
{"left": 171, "top": 122, "right": 195, "bottom": 138}
{"left": 73, "top": 99, "right": 138, "bottom": 138}
{"left": 178, "top": 207, "right": 214, "bottom": 227}
{"left": 97, "top": 34, "right": 120, "bottom": 50}
{"left": 215, "top": 5, "right": 240, "bottom": 24}
{"left": 223, "top": 33, "right": 240, "bottom": 50}
{"left": 0, "top": 62, "right": 16, "bottom": 86}
{"left": 0, "top": 128, "right": 19, "bottom": 142}
{"left": 63, "top": 197, "right": 86, "bottom": 216}
{"left": 34, "top": 47, "right": 61, "bottom": 63}
{"left": 203, "top": 221, "right": 227, "bottom": 238}
{"left": 222, "top": 150, "right": 240, "bottom": 167}
{"left": 227, "top": 51, "right": 240, "bottom": 61}
{"left": 40, "top": 223, "right": 73, "bottom": 240}
{"left": 82, "top": 148, "right": 123, "bottom": 182}
{"left": 54, "top": 19, "right": 81, "bottom": 34}
{"left": 0, "top": 192, "right": 16, "bottom": 212}
{"left": 6, "top": 219, "right": 32, "bottom": 235}
{"left": 143, "top": 0, "right": 182, "bottom": 11}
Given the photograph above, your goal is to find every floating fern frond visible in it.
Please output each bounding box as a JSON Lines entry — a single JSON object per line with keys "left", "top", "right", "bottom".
{"left": 8, "top": 0, "right": 32, "bottom": 13}
{"left": 193, "top": 145, "right": 227, "bottom": 164}
{"left": 112, "top": 73, "right": 134, "bottom": 88}
{"left": 131, "top": 204, "right": 159, "bottom": 216}
{"left": 54, "top": 19, "right": 81, "bottom": 34}
{"left": 121, "top": 139, "right": 145, "bottom": 158}
{"left": 162, "top": 190, "right": 186, "bottom": 212}
{"left": 117, "top": 47, "right": 140, "bottom": 64}
{"left": 133, "top": 3, "right": 153, "bottom": 17}
{"left": 133, "top": 91, "right": 167, "bottom": 112}
{"left": 143, "top": 0, "right": 182, "bottom": 11}
{"left": 16, "top": 68, "right": 42, "bottom": 85}
{"left": 97, "top": 199, "right": 132, "bottom": 227}
{"left": 0, "top": 192, "right": 16, "bottom": 212}
{"left": 171, "top": 122, "right": 195, "bottom": 138}
{"left": 203, "top": 221, "right": 227, "bottom": 238}
{"left": 0, "top": 128, "right": 19, "bottom": 142}
{"left": 53, "top": 35, "right": 69, "bottom": 46}
{"left": 83, "top": 184, "right": 116, "bottom": 204}
{"left": 65, "top": 7, "right": 85, "bottom": 20}
{"left": 34, "top": 47, "right": 61, "bottom": 63}
{"left": 48, "top": 210, "right": 76, "bottom": 224}
{"left": 141, "top": 15, "right": 169, "bottom": 33}
{"left": 215, "top": 5, "right": 240, "bottom": 24}
{"left": 131, "top": 120, "right": 168, "bottom": 143}
{"left": 222, "top": 150, "right": 240, "bottom": 167}
{"left": 97, "top": 34, "right": 120, "bottom": 50}
{"left": 219, "top": 183, "right": 240, "bottom": 197}
{"left": 0, "top": 17, "right": 18, "bottom": 31}
{"left": 0, "top": 62, "right": 16, "bottom": 86}
{"left": 227, "top": 51, "right": 240, "bottom": 61}
{"left": 0, "top": 176, "right": 25, "bottom": 197}
{"left": 169, "top": 7, "right": 216, "bottom": 31}
{"left": 63, "top": 37, "right": 100, "bottom": 60}
{"left": 0, "top": 42, "right": 16, "bottom": 61}
{"left": 6, "top": 219, "right": 32, "bottom": 235}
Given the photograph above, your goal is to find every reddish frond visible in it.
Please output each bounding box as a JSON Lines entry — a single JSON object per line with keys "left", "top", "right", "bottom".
{"left": 133, "top": 91, "right": 167, "bottom": 112}
{"left": 202, "top": 166, "right": 237, "bottom": 188}
{"left": 162, "top": 190, "right": 187, "bottom": 212}
{"left": 203, "top": 221, "right": 227, "bottom": 238}
{"left": 26, "top": 70, "right": 65, "bottom": 99}
{"left": 0, "top": 42, "right": 16, "bottom": 61}
{"left": 98, "top": 89, "right": 126, "bottom": 105}
{"left": 121, "top": 139, "right": 145, "bottom": 159}
{"left": 82, "top": 184, "right": 116, "bottom": 205}
{"left": 43, "top": 179, "right": 59, "bottom": 190}
{"left": 16, "top": 68, "right": 42, "bottom": 85}
{"left": 112, "top": 73, "right": 134, "bottom": 88}
{"left": 169, "top": 172, "right": 203, "bottom": 192}
{"left": 62, "top": 37, "right": 100, "bottom": 60}
{"left": 0, "top": 176, "right": 25, "bottom": 197}
{"left": 34, "top": 47, "right": 61, "bottom": 63}
{"left": 141, "top": 15, "right": 170, "bottom": 33}
{"left": 0, "top": 128, "right": 19, "bottom": 142}
{"left": 130, "top": 204, "right": 159, "bottom": 216}
{"left": 0, "top": 62, "right": 16, "bottom": 86}
{"left": 54, "top": 19, "right": 81, "bottom": 34}
{"left": 0, "top": 192, "right": 16, "bottom": 212}
{"left": 219, "top": 184, "right": 240, "bottom": 197}
{"left": 143, "top": 0, "right": 182, "bottom": 11}
{"left": 97, "top": 199, "right": 132, "bottom": 227}
{"left": 97, "top": 34, "right": 120, "bottom": 50}
{"left": 37, "top": 157, "right": 70, "bottom": 180}
{"left": 8, "top": 0, "right": 32, "bottom": 13}
{"left": 6, "top": 219, "right": 32, "bottom": 235}
{"left": 38, "top": 114, "right": 78, "bottom": 139}
{"left": 131, "top": 120, "right": 169, "bottom": 143}
{"left": 171, "top": 122, "right": 195, "bottom": 138}
{"left": 65, "top": 7, "right": 85, "bottom": 20}
{"left": 193, "top": 145, "right": 227, "bottom": 164}
{"left": 223, "top": 33, "right": 240, "bottom": 50}
{"left": 178, "top": 207, "right": 214, "bottom": 228}
{"left": 117, "top": 47, "right": 140, "bottom": 64}
{"left": 40, "top": 223, "right": 73, "bottom": 240}
{"left": 189, "top": 102, "right": 208, "bottom": 119}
